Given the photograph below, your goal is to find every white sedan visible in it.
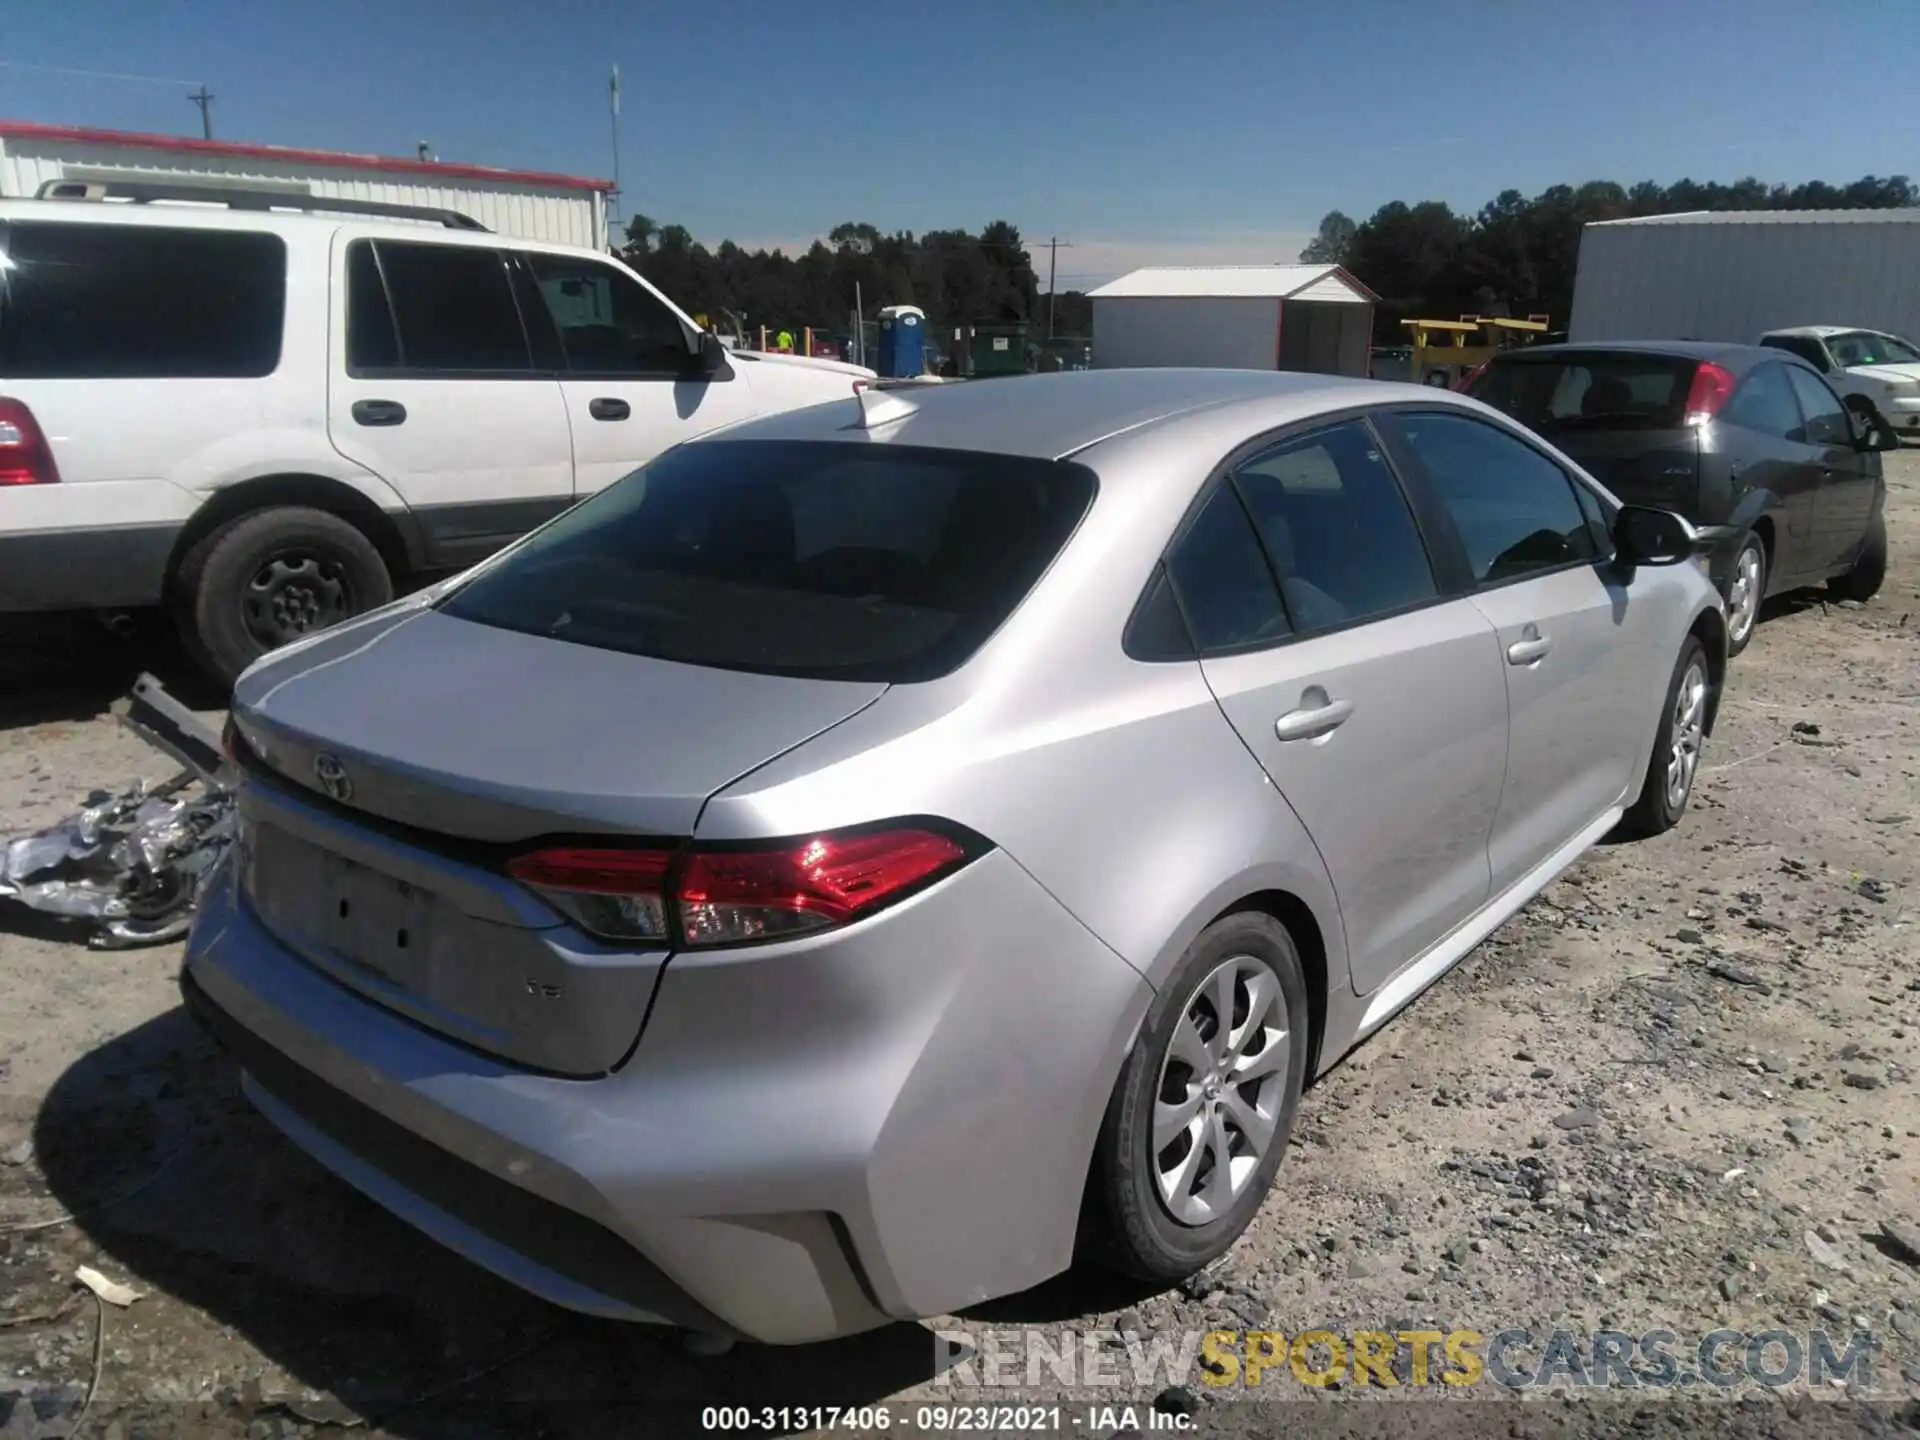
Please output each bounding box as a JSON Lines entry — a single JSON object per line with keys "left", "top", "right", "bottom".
{"left": 1759, "top": 326, "right": 1920, "bottom": 440}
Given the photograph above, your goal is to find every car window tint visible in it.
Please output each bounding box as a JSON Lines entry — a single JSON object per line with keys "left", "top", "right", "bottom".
{"left": 373, "top": 242, "right": 530, "bottom": 372}
{"left": 344, "top": 241, "right": 400, "bottom": 371}
{"left": 0, "top": 221, "right": 284, "bottom": 379}
{"left": 1163, "top": 485, "right": 1290, "bottom": 652}
{"left": 1722, "top": 364, "right": 1802, "bottom": 440}
{"left": 1469, "top": 355, "right": 1691, "bottom": 431}
{"left": 1784, "top": 366, "right": 1851, "bottom": 446}
{"left": 1761, "top": 335, "right": 1830, "bottom": 371}
{"left": 1232, "top": 421, "right": 1436, "bottom": 633}
{"left": 525, "top": 253, "right": 687, "bottom": 375}
{"left": 438, "top": 440, "right": 1096, "bottom": 683}
{"left": 1396, "top": 411, "right": 1599, "bottom": 585}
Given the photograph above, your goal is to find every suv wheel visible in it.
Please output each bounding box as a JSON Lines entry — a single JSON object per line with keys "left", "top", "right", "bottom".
{"left": 175, "top": 506, "right": 393, "bottom": 688}
{"left": 1828, "top": 510, "right": 1887, "bottom": 603}
{"left": 1088, "top": 913, "right": 1307, "bottom": 1281}
{"left": 1619, "top": 636, "right": 1710, "bottom": 838}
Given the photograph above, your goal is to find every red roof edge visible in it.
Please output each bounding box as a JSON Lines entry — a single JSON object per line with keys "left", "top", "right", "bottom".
{"left": 0, "top": 120, "right": 613, "bottom": 194}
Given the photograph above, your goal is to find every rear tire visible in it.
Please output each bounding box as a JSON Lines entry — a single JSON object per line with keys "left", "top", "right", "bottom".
{"left": 1620, "top": 636, "right": 1710, "bottom": 839}
{"left": 1722, "top": 532, "right": 1766, "bottom": 658}
{"left": 174, "top": 506, "right": 392, "bottom": 689}
{"left": 1828, "top": 509, "right": 1887, "bottom": 603}
{"left": 1088, "top": 913, "right": 1308, "bottom": 1282}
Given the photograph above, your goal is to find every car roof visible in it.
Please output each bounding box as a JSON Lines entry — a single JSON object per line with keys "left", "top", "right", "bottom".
{"left": 1493, "top": 340, "right": 1776, "bottom": 370}
{"left": 703, "top": 368, "right": 1448, "bottom": 461}
{"left": 1761, "top": 325, "right": 1874, "bottom": 340}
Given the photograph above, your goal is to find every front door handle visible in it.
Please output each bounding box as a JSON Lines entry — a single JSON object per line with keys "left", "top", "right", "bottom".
{"left": 1507, "top": 624, "right": 1552, "bottom": 666}
{"left": 1274, "top": 686, "right": 1354, "bottom": 742}
{"left": 350, "top": 399, "right": 406, "bottom": 427}
{"left": 588, "top": 397, "right": 631, "bottom": 421}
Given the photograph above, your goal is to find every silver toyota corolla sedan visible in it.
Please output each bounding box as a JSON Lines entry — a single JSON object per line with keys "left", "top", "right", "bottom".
{"left": 183, "top": 369, "right": 1727, "bottom": 1345}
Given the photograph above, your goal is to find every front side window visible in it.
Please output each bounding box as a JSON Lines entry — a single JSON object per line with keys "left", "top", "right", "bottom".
{"left": 0, "top": 221, "right": 284, "bottom": 379}
{"left": 1395, "top": 411, "right": 1598, "bottom": 585}
{"left": 1231, "top": 420, "right": 1437, "bottom": 633}
{"left": 362, "top": 241, "right": 531, "bottom": 373}
{"left": 1722, "top": 363, "right": 1802, "bottom": 440}
{"left": 439, "top": 441, "right": 1095, "bottom": 682}
{"left": 525, "top": 254, "right": 687, "bottom": 375}
{"left": 1783, "top": 365, "right": 1852, "bottom": 446}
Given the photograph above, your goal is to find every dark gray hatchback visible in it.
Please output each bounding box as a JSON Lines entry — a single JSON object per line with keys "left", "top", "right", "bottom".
{"left": 1467, "top": 341, "right": 1895, "bottom": 655}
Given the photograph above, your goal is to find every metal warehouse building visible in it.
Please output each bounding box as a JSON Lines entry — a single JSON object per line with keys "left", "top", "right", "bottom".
{"left": 1569, "top": 209, "right": 1920, "bottom": 345}
{"left": 1089, "top": 264, "right": 1377, "bottom": 375}
{"left": 0, "top": 121, "right": 612, "bottom": 248}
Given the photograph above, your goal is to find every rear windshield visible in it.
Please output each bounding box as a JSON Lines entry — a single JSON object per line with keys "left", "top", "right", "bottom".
{"left": 0, "top": 221, "right": 286, "bottom": 379}
{"left": 438, "top": 440, "right": 1097, "bottom": 682}
{"left": 1468, "top": 354, "right": 1696, "bottom": 431}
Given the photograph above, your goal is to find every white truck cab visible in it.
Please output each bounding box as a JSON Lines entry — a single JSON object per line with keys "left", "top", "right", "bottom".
{"left": 0, "top": 181, "right": 871, "bottom": 683}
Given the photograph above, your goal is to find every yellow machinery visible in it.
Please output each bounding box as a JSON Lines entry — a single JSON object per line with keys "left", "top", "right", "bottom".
{"left": 1403, "top": 314, "right": 1551, "bottom": 388}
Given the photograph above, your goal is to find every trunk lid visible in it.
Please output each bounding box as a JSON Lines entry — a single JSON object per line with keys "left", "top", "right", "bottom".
{"left": 228, "top": 609, "right": 885, "bottom": 1075}
{"left": 234, "top": 608, "right": 886, "bottom": 844}
{"left": 1538, "top": 427, "right": 1701, "bottom": 511}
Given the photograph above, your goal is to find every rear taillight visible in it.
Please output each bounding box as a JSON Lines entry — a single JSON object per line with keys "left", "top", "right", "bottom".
{"left": 1683, "top": 362, "right": 1736, "bottom": 426}
{"left": 504, "top": 826, "right": 973, "bottom": 947}
{"left": 1457, "top": 359, "right": 1492, "bottom": 393}
{"left": 0, "top": 398, "right": 59, "bottom": 486}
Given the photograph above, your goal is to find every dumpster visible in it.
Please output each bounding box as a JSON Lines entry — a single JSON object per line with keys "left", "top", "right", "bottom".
{"left": 875, "top": 305, "right": 927, "bottom": 378}
{"left": 969, "top": 323, "right": 1030, "bottom": 377}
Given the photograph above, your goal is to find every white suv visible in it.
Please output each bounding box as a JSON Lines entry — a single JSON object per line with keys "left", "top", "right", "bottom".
{"left": 0, "top": 182, "right": 872, "bottom": 683}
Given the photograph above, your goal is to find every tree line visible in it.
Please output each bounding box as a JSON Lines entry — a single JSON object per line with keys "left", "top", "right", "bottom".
{"left": 621, "top": 216, "right": 1094, "bottom": 340}
{"left": 1300, "top": 175, "right": 1917, "bottom": 341}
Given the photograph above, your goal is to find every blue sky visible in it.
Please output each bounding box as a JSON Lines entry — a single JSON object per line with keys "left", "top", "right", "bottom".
{"left": 4, "top": 0, "right": 1910, "bottom": 286}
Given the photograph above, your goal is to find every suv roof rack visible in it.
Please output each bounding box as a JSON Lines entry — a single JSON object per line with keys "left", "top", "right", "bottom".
{"left": 34, "top": 178, "right": 489, "bottom": 231}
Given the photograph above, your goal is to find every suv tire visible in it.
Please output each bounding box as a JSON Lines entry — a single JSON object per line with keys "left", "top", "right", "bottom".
{"left": 175, "top": 506, "right": 393, "bottom": 688}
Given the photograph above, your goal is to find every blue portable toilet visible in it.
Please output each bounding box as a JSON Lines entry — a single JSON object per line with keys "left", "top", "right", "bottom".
{"left": 875, "top": 304, "right": 927, "bottom": 378}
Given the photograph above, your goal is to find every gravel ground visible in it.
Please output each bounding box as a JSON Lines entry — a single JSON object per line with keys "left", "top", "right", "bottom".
{"left": 2, "top": 457, "right": 1917, "bottom": 1440}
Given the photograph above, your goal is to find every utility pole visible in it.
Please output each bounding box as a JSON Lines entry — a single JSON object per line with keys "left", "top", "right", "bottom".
{"left": 187, "top": 85, "right": 214, "bottom": 139}
{"left": 607, "top": 65, "right": 622, "bottom": 251}
{"left": 1044, "top": 236, "right": 1073, "bottom": 340}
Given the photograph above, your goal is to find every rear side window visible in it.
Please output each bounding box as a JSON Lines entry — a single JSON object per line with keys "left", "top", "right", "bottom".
{"left": 1469, "top": 354, "right": 1693, "bottom": 431}
{"left": 1163, "top": 485, "right": 1291, "bottom": 653}
{"left": 1396, "top": 411, "right": 1598, "bottom": 585}
{"left": 1232, "top": 420, "right": 1436, "bottom": 633}
{"left": 438, "top": 441, "right": 1096, "bottom": 682}
{"left": 1784, "top": 365, "right": 1852, "bottom": 446}
{"left": 359, "top": 241, "right": 531, "bottom": 373}
{"left": 0, "top": 221, "right": 284, "bottom": 379}
{"left": 1722, "top": 364, "right": 1801, "bottom": 439}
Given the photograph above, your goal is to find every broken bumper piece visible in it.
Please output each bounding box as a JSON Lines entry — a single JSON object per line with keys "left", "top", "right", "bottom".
{"left": 0, "top": 673, "right": 235, "bottom": 949}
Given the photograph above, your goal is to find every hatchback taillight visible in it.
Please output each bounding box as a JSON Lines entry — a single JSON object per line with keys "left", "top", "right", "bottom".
{"left": 505, "top": 825, "right": 974, "bottom": 947}
{"left": 0, "top": 398, "right": 59, "bottom": 486}
{"left": 1683, "top": 362, "right": 1736, "bottom": 426}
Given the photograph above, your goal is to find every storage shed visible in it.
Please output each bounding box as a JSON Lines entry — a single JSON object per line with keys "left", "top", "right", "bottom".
{"left": 1569, "top": 209, "right": 1920, "bottom": 345}
{"left": 0, "top": 121, "right": 612, "bottom": 249}
{"left": 1089, "top": 264, "right": 1377, "bottom": 374}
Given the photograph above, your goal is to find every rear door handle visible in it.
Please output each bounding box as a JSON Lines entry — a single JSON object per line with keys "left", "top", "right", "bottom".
{"left": 1274, "top": 687, "right": 1354, "bottom": 742}
{"left": 1506, "top": 625, "right": 1552, "bottom": 666}
{"left": 350, "top": 399, "right": 406, "bottom": 427}
{"left": 588, "top": 397, "right": 631, "bottom": 421}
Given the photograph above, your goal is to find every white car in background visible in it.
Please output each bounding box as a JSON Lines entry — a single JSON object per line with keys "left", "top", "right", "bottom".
{"left": 1758, "top": 326, "right": 1920, "bottom": 441}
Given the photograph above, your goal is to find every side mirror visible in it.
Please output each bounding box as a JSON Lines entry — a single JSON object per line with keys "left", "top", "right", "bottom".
{"left": 1844, "top": 393, "right": 1901, "bottom": 452}
{"left": 684, "top": 330, "right": 727, "bottom": 378}
{"left": 1613, "top": 505, "right": 1694, "bottom": 567}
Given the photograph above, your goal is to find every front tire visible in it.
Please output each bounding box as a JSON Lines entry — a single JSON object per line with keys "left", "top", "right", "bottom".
{"left": 1722, "top": 532, "right": 1766, "bottom": 658}
{"left": 174, "top": 506, "right": 393, "bottom": 689}
{"left": 1828, "top": 509, "right": 1887, "bottom": 603}
{"left": 1620, "top": 636, "right": 1710, "bottom": 839}
{"left": 1089, "top": 913, "right": 1308, "bottom": 1282}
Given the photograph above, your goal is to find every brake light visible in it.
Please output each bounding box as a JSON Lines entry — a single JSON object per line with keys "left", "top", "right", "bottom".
{"left": 1457, "top": 359, "right": 1492, "bottom": 393}
{"left": 505, "top": 826, "right": 972, "bottom": 946}
{"left": 1683, "top": 362, "right": 1736, "bottom": 426}
{"left": 0, "top": 398, "right": 59, "bottom": 486}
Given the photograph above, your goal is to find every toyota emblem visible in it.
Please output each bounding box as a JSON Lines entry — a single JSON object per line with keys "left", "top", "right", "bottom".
{"left": 312, "top": 752, "right": 354, "bottom": 803}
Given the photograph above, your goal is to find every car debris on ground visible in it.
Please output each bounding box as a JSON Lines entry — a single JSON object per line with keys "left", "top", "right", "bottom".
{"left": 0, "top": 674, "right": 233, "bottom": 950}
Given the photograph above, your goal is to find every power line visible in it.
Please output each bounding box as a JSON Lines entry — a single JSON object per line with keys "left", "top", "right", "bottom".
{"left": 0, "top": 60, "right": 205, "bottom": 88}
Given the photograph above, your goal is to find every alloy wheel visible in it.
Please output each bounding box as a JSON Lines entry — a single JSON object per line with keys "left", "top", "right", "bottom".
{"left": 1727, "top": 545, "right": 1762, "bottom": 646}
{"left": 1151, "top": 956, "right": 1290, "bottom": 1227}
{"left": 1665, "top": 658, "right": 1709, "bottom": 812}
